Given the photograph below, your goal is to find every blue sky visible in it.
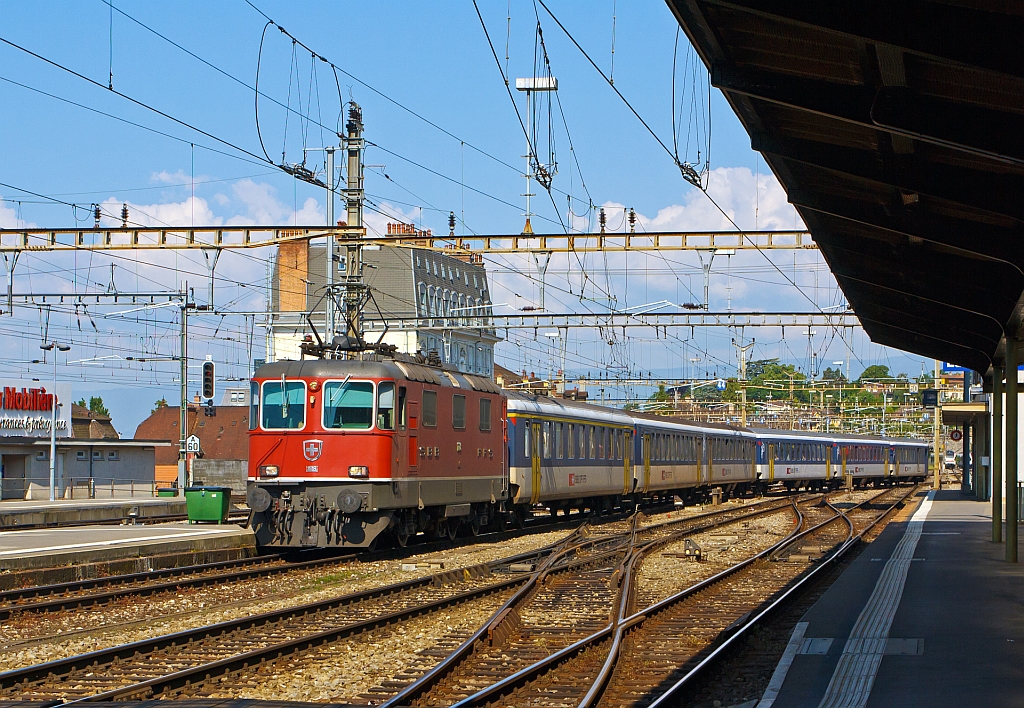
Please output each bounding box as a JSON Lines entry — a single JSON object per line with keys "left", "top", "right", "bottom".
{"left": 0, "top": 2, "right": 929, "bottom": 434}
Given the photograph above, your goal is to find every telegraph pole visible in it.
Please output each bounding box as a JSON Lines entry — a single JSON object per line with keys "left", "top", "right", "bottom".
{"left": 733, "top": 338, "right": 754, "bottom": 426}
{"left": 325, "top": 145, "right": 336, "bottom": 337}
{"left": 178, "top": 285, "right": 196, "bottom": 493}
{"left": 342, "top": 103, "right": 365, "bottom": 350}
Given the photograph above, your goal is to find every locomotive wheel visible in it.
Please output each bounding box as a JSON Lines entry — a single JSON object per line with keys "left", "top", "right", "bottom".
{"left": 395, "top": 526, "right": 410, "bottom": 547}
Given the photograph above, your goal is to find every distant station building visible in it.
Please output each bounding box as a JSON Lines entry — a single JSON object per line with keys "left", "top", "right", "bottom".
{"left": 134, "top": 392, "right": 250, "bottom": 495}
{"left": 268, "top": 225, "right": 499, "bottom": 376}
{"left": 0, "top": 379, "right": 167, "bottom": 500}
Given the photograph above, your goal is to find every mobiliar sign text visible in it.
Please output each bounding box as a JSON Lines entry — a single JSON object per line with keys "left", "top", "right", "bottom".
{"left": 0, "top": 380, "right": 72, "bottom": 437}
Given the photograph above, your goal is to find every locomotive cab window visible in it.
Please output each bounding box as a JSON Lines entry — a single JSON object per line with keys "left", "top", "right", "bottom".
{"left": 322, "top": 381, "right": 373, "bottom": 429}
{"left": 249, "top": 381, "right": 259, "bottom": 430}
{"left": 261, "top": 380, "right": 306, "bottom": 430}
{"left": 377, "top": 382, "right": 395, "bottom": 430}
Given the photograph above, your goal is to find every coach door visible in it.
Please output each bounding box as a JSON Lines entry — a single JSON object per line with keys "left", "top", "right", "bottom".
{"left": 642, "top": 434, "right": 652, "bottom": 494}
{"left": 623, "top": 430, "right": 632, "bottom": 495}
{"left": 767, "top": 443, "right": 776, "bottom": 481}
{"left": 530, "top": 421, "right": 542, "bottom": 505}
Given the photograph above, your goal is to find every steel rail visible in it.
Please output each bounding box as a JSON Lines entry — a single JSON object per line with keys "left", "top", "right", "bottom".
{"left": 448, "top": 501, "right": 812, "bottom": 707}
{"left": 382, "top": 497, "right": 810, "bottom": 708}
{"left": 0, "top": 543, "right": 558, "bottom": 697}
{"left": 645, "top": 484, "right": 921, "bottom": 708}
{"left": 0, "top": 502, "right": 663, "bottom": 618}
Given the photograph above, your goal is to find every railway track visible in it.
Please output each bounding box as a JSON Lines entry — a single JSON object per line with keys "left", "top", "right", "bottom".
{"left": 426, "top": 485, "right": 918, "bottom": 708}
{"left": 0, "top": 503, "right": 670, "bottom": 621}
{"left": 376, "top": 496, "right": 809, "bottom": 707}
{"left": 0, "top": 496, "right": 802, "bottom": 702}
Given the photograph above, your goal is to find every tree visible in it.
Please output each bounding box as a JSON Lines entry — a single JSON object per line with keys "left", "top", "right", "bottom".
{"left": 822, "top": 367, "right": 846, "bottom": 382}
{"left": 153, "top": 398, "right": 169, "bottom": 412}
{"left": 648, "top": 384, "right": 670, "bottom": 403}
{"left": 858, "top": 364, "right": 891, "bottom": 382}
{"left": 88, "top": 396, "right": 109, "bottom": 417}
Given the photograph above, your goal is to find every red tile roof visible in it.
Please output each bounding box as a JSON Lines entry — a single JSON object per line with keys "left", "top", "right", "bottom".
{"left": 133, "top": 405, "right": 249, "bottom": 465}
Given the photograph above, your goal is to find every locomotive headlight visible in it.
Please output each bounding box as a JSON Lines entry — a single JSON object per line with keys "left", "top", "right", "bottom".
{"left": 260, "top": 465, "right": 279, "bottom": 478}
{"left": 348, "top": 465, "right": 369, "bottom": 478}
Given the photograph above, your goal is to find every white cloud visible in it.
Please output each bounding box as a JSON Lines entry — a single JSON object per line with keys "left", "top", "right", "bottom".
{"left": 150, "top": 169, "right": 211, "bottom": 186}
{"left": 0, "top": 199, "right": 34, "bottom": 228}
{"left": 223, "top": 179, "right": 325, "bottom": 226}
{"left": 630, "top": 166, "right": 804, "bottom": 233}
{"left": 99, "top": 196, "right": 221, "bottom": 228}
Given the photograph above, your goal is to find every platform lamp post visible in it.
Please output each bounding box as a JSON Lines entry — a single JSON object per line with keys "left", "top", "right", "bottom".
{"left": 40, "top": 341, "right": 70, "bottom": 501}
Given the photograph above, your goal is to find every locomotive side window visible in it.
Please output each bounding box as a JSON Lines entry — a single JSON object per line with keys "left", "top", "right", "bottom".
{"left": 249, "top": 382, "right": 258, "bottom": 430}
{"left": 322, "top": 381, "right": 373, "bottom": 429}
{"left": 377, "top": 382, "right": 396, "bottom": 430}
{"left": 261, "top": 380, "right": 306, "bottom": 430}
{"left": 398, "top": 387, "right": 407, "bottom": 429}
{"left": 422, "top": 390, "right": 437, "bottom": 427}
{"left": 479, "top": 398, "right": 491, "bottom": 432}
{"left": 452, "top": 394, "right": 466, "bottom": 429}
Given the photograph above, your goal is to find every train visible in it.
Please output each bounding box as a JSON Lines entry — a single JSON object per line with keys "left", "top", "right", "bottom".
{"left": 245, "top": 356, "right": 929, "bottom": 550}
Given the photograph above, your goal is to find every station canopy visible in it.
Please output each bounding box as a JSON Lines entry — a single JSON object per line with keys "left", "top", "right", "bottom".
{"left": 668, "top": 1, "right": 1024, "bottom": 375}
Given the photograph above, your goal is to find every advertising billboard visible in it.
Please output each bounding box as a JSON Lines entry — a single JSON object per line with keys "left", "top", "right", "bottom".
{"left": 0, "top": 379, "right": 72, "bottom": 437}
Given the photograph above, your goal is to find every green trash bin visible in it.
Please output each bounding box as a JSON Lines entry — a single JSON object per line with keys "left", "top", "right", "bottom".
{"left": 184, "top": 486, "right": 232, "bottom": 523}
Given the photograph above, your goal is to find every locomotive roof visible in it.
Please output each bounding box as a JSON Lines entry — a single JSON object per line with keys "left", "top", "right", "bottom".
{"left": 253, "top": 358, "right": 502, "bottom": 394}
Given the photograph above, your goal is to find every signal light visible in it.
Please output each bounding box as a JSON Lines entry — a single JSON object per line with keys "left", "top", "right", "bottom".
{"left": 202, "top": 360, "right": 215, "bottom": 400}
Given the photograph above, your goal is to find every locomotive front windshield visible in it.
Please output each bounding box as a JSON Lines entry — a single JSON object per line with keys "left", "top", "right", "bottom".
{"left": 261, "top": 381, "right": 306, "bottom": 429}
{"left": 323, "top": 381, "right": 374, "bottom": 429}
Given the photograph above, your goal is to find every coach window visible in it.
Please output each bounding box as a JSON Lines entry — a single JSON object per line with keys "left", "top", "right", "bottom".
{"left": 567, "top": 424, "right": 575, "bottom": 459}
{"left": 479, "top": 398, "right": 491, "bottom": 432}
{"left": 543, "top": 422, "right": 552, "bottom": 458}
{"left": 579, "top": 425, "right": 587, "bottom": 459}
{"left": 322, "top": 380, "right": 372, "bottom": 429}
{"left": 422, "top": 390, "right": 438, "bottom": 427}
{"left": 556, "top": 423, "right": 564, "bottom": 459}
{"left": 377, "top": 382, "right": 395, "bottom": 430}
{"left": 262, "top": 379, "right": 306, "bottom": 429}
{"left": 249, "top": 381, "right": 259, "bottom": 430}
{"left": 452, "top": 394, "right": 466, "bottom": 429}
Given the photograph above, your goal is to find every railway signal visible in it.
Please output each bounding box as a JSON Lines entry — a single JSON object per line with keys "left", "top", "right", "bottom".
{"left": 202, "top": 359, "right": 215, "bottom": 401}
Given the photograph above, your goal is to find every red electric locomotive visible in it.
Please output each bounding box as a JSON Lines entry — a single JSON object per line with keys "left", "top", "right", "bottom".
{"left": 246, "top": 357, "right": 508, "bottom": 549}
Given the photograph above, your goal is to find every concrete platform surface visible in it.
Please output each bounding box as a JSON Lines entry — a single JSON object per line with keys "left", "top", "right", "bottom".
{"left": 0, "top": 496, "right": 188, "bottom": 528}
{"left": 0, "top": 522, "right": 255, "bottom": 571}
{"left": 766, "top": 490, "right": 1024, "bottom": 708}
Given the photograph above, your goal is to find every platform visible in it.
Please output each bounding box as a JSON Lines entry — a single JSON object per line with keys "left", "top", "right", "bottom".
{"left": 0, "top": 496, "right": 188, "bottom": 529}
{"left": 0, "top": 522, "right": 256, "bottom": 588}
{"left": 762, "top": 489, "right": 1024, "bottom": 708}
